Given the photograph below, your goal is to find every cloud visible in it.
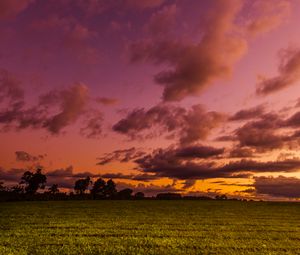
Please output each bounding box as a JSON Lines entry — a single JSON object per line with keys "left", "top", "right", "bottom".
{"left": 96, "top": 97, "right": 119, "bottom": 106}
{"left": 256, "top": 47, "right": 300, "bottom": 95}
{"left": 134, "top": 147, "right": 300, "bottom": 180}
{"left": 80, "top": 110, "right": 103, "bottom": 139}
{"left": 0, "top": 82, "right": 91, "bottom": 135}
{"left": 254, "top": 175, "right": 300, "bottom": 198}
{"left": 113, "top": 104, "right": 225, "bottom": 145}
{"left": 229, "top": 147, "right": 255, "bottom": 158}
{"left": 245, "top": 0, "right": 290, "bottom": 37}
{"left": 0, "top": 0, "right": 33, "bottom": 20}
{"left": 229, "top": 105, "right": 265, "bottom": 121}
{"left": 129, "top": 0, "right": 248, "bottom": 101}
{"left": 97, "top": 147, "right": 146, "bottom": 165}
{"left": 182, "top": 179, "right": 196, "bottom": 189}
{"left": 0, "top": 168, "right": 25, "bottom": 183}
{"left": 234, "top": 113, "right": 286, "bottom": 151}
{"left": 15, "top": 151, "right": 45, "bottom": 162}
{"left": 0, "top": 69, "right": 24, "bottom": 104}
{"left": 42, "top": 83, "right": 89, "bottom": 134}
{"left": 174, "top": 145, "right": 224, "bottom": 159}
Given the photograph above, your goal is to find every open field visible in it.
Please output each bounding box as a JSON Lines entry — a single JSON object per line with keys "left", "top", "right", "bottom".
{"left": 0, "top": 200, "right": 299, "bottom": 255}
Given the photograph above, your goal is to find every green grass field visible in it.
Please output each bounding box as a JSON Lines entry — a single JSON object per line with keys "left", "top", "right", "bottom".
{"left": 0, "top": 200, "right": 299, "bottom": 255}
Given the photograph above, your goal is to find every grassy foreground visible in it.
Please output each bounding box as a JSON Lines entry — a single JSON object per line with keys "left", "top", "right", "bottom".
{"left": 0, "top": 200, "right": 299, "bottom": 255}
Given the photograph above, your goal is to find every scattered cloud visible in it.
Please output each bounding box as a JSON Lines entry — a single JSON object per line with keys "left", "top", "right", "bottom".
{"left": 113, "top": 104, "right": 226, "bottom": 145}
{"left": 245, "top": 0, "right": 290, "bottom": 37}
{"left": 256, "top": 47, "right": 300, "bottom": 95}
{"left": 97, "top": 147, "right": 146, "bottom": 165}
{"left": 229, "top": 105, "right": 265, "bottom": 121}
{"left": 15, "top": 151, "right": 45, "bottom": 162}
{"left": 254, "top": 175, "right": 300, "bottom": 198}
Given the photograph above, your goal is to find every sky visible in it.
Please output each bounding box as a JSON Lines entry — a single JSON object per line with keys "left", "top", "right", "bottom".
{"left": 1, "top": 0, "right": 300, "bottom": 200}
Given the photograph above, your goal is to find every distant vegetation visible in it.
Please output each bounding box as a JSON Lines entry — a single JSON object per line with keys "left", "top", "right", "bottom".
{"left": 0, "top": 168, "right": 241, "bottom": 202}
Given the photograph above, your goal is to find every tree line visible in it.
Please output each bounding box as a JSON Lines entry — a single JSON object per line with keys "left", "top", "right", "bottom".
{"left": 0, "top": 168, "right": 145, "bottom": 201}
{"left": 0, "top": 168, "right": 242, "bottom": 202}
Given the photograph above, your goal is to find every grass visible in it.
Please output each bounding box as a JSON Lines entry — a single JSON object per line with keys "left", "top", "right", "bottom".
{"left": 0, "top": 200, "right": 299, "bottom": 254}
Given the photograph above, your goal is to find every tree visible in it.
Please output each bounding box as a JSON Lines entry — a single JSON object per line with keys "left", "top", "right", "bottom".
{"left": 104, "top": 179, "right": 117, "bottom": 198}
{"left": 91, "top": 178, "right": 106, "bottom": 199}
{"left": 48, "top": 184, "right": 59, "bottom": 194}
{"left": 215, "top": 194, "right": 227, "bottom": 200}
{"left": 74, "top": 176, "right": 92, "bottom": 195}
{"left": 10, "top": 185, "right": 24, "bottom": 194}
{"left": 20, "top": 168, "right": 47, "bottom": 195}
{"left": 117, "top": 188, "right": 133, "bottom": 199}
{"left": 0, "top": 182, "right": 6, "bottom": 192}
{"left": 134, "top": 192, "right": 145, "bottom": 199}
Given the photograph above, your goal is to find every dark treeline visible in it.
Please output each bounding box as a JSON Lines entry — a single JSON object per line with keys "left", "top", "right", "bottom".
{"left": 0, "top": 168, "right": 247, "bottom": 202}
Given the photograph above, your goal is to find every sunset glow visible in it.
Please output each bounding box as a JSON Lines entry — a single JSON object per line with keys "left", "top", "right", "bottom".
{"left": 1, "top": 0, "right": 300, "bottom": 200}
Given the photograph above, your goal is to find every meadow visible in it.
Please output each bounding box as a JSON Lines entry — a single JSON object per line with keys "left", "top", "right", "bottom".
{"left": 0, "top": 200, "right": 299, "bottom": 255}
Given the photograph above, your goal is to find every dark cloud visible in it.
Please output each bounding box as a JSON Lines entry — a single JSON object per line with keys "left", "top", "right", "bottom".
{"left": 100, "top": 173, "right": 158, "bottom": 182}
{"left": 229, "top": 147, "right": 255, "bottom": 158}
{"left": 0, "top": 79, "right": 101, "bottom": 136}
{"left": 41, "top": 83, "right": 89, "bottom": 134}
{"left": 182, "top": 179, "right": 196, "bottom": 189}
{"left": 254, "top": 175, "right": 300, "bottom": 198}
{"left": 256, "top": 47, "right": 300, "bottom": 95}
{"left": 113, "top": 104, "right": 225, "bottom": 145}
{"left": 0, "top": 168, "right": 25, "bottom": 183}
{"left": 229, "top": 105, "right": 265, "bottom": 121}
{"left": 134, "top": 147, "right": 300, "bottom": 180}
{"left": 97, "top": 147, "right": 146, "bottom": 165}
{"left": 234, "top": 113, "right": 287, "bottom": 151}
{"left": 15, "top": 151, "right": 45, "bottom": 162}
{"left": 174, "top": 145, "right": 224, "bottom": 158}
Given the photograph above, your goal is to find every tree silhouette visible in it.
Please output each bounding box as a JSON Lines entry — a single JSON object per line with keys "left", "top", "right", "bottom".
{"left": 0, "top": 182, "right": 5, "bottom": 192}
{"left": 74, "top": 177, "right": 92, "bottom": 195}
{"left": 48, "top": 184, "right": 59, "bottom": 194}
{"left": 91, "top": 178, "right": 106, "bottom": 199}
{"left": 104, "top": 179, "right": 117, "bottom": 198}
{"left": 117, "top": 188, "right": 133, "bottom": 199}
{"left": 20, "top": 168, "right": 47, "bottom": 195}
{"left": 11, "top": 185, "right": 24, "bottom": 194}
{"left": 134, "top": 192, "right": 145, "bottom": 199}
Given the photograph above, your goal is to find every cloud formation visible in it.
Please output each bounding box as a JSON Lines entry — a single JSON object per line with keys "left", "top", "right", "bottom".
{"left": 256, "top": 47, "right": 300, "bottom": 95}
{"left": 245, "top": 0, "right": 290, "bottom": 37}
{"left": 15, "top": 151, "right": 45, "bottom": 162}
{"left": 229, "top": 105, "right": 265, "bottom": 121}
{"left": 134, "top": 146, "right": 300, "bottom": 181}
{"left": 254, "top": 175, "right": 300, "bottom": 198}
{"left": 0, "top": 74, "right": 104, "bottom": 136}
{"left": 97, "top": 147, "right": 146, "bottom": 165}
{"left": 130, "top": 0, "right": 247, "bottom": 101}
{"left": 113, "top": 104, "right": 226, "bottom": 145}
